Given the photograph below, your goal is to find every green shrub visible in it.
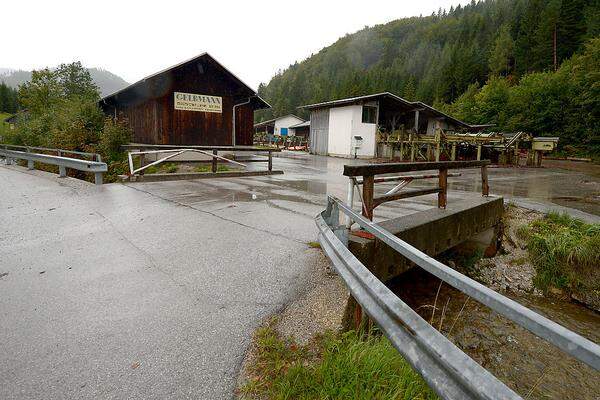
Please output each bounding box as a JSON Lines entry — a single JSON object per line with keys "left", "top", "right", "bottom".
{"left": 518, "top": 212, "right": 600, "bottom": 293}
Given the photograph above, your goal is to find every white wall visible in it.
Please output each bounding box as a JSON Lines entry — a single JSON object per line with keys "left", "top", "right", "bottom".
{"left": 327, "top": 103, "right": 377, "bottom": 158}
{"left": 274, "top": 115, "right": 305, "bottom": 136}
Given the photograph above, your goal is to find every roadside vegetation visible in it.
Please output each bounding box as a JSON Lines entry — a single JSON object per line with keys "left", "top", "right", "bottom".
{"left": 240, "top": 323, "right": 436, "bottom": 400}
{"left": 0, "top": 112, "right": 11, "bottom": 138}
{"left": 518, "top": 212, "right": 600, "bottom": 296}
{"left": 1, "top": 62, "right": 132, "bottom": 183}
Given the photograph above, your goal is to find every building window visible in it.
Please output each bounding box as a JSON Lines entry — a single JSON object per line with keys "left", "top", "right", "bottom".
{"left": 362, "top": 106, "right": 377, "bottom": 124}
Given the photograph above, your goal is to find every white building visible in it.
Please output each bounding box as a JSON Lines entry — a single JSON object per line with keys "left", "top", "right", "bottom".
{"left": 301, "top": 92, "right": 476, "bottom": 158}
{"left": 253, "top": 114, "right": 305, "bottom": 137}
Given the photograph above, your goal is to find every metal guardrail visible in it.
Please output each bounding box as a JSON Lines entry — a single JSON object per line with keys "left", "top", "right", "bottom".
{"left": 0, "top": 144, "right": 102, "bottom": 161}
{"left": 317, "top": 195, "right": 600, "bottom": 400}
{"left": 0, "top": 145, "right": 107, "bottom": 185}
{"left": 122, "top": 144, "right": 277, "bottom": 176}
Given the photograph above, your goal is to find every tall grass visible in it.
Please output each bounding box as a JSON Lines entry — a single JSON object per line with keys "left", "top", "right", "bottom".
{"left": 517, "top": 212, "right": 600, "bottom": 293}
{"left": 240, "top": 324, "right": 437, "bottom": 400}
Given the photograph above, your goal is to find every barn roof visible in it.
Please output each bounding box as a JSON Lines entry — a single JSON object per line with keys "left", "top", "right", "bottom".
{"left": 100, "top": 52, "right": 270, "bottom": 109}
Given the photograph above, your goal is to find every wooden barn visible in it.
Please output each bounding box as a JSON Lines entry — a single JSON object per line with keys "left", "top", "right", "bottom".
{"left": 99, "top": 53, "right": 270, "bottom": 146}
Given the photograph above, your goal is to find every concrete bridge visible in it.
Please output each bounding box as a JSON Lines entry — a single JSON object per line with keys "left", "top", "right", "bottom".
{"left": 1, "top": 153, "right": 598, "bottom": 399}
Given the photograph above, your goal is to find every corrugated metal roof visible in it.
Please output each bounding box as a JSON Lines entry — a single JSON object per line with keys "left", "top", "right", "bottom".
{"left": 298, "top": 92, "right": 413, "bottom": 110}
{"left": 289, "top": 120, "right": 310, "bottom": 128}
{"left": 253, "top": 114, "right": 305, "bottom": 128}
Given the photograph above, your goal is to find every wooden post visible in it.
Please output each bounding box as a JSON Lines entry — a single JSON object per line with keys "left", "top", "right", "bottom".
{"left": 438, "top": 168, "right": 448, "bottom": 208}
{"left": 139, "top": 153, "right": 146, "bottom": 175}
{"left": 212, "top": 150, "right": 218, "bottom": 173}
{"left": 435, "top": 142, "right": 440, "bottom": 162}
{"left": 481, "top": 165, "right": 489, "bottom": 196}
{"left": 399, "top": 139, "right": 404, "bottom": 161}
{"left": 410, "top": 143, "right": 415, "bottom": 162}
{"left": 451, "top": 143, "right": 456, "bottom": 161}
{"left": 477, "top": 144, "right": 482, "bottom": 161}
{"left": 514, "top": 141, "right": 519, "bottom": 166}
{"left": 268, "top": 151, "right": 273, "bottom": 171}
{"left": 362, "top": 175, "right": 374, "bottom": 221}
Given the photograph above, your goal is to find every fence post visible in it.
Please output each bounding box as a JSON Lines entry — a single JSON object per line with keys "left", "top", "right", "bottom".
{"left": 139, "top": 153, "right": 146, "bottom": 175}
{"left": 481, "top": 165, "right": 489, "bottom": 196}
{"left": 268, "top": 150, "right": 273, "bottom": 171}
{"left": 94, "top": 172, "right": 103, "bottom": 185}
{"left": 26, "top": 147, "right": 34, "bottom": 170}
{"left": 362, "top": 175, "right": 374, "bottom": 221}
{"left": 59, "top": 165, "right": 67, "bottom": 178}
{"left": 438, "top": 168, "right": 448, "bottom": 208}
{"left": 212, "top": 150, "right": 218, "bottom": 173}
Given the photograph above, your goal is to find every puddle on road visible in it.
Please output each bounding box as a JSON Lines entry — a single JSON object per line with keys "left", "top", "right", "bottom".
{"left": 389, "top": 268, "right": 600, "bottom": 400}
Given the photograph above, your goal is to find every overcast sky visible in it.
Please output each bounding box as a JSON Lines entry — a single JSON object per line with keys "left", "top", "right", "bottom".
{"left": 3, "top": 0, "right": 472, "bottom": 89}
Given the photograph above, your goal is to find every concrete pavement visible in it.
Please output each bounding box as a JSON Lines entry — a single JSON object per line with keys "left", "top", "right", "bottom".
{"left": 1, "top": 152, "right": 598, "bottom": 399}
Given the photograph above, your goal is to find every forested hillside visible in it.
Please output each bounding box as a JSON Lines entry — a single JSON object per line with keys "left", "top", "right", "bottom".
{"left": 257, "top": 0, "right": 599, "bottom": 153}
{"left": 0, "top": 67, "right": 129, "bottom": 97}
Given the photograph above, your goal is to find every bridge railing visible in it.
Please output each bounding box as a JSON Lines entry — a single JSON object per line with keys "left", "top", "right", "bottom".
{"left": 121, "top": 144, "right": 278, "bottom": 176}
{"left": 0, "top": 144, "right": 107, "bottom": 185}
{"left": 317, "top": 195, "right": 600, "bottom": 400}
{"left": 343, "top": 160, "right": 490, "bottom": 221}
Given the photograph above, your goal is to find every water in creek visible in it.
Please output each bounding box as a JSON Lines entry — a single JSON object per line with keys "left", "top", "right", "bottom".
{"left": 389, "top": 268, "right": 600, "bottom": 400}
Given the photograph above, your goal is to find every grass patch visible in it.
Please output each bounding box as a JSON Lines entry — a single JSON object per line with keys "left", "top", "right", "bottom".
{"left": 143, "top": 162, "right": 179, "bottom": 174}
{"left": 307, "top": 241, "right": 321, "bottom": 249}
{"left": 194, "top": 164, "right": 232, "bottom": 173}
{"left": 240, "top": 324, "right": 436, "bottom": 400}
{"left": 517, "top": 212, "right": 600, "bottom": 294}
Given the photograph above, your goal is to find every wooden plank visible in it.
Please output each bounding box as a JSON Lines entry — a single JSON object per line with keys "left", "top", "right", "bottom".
{"left": 343, "top": 160, "right": 490, "bottom": 177}
{"left": 373, "top": 187, "right": 441, "bottom": 208}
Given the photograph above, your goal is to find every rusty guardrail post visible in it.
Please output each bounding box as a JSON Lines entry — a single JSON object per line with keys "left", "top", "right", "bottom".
{"left": 362, "top": 174, "right": 374, "bottom": 221}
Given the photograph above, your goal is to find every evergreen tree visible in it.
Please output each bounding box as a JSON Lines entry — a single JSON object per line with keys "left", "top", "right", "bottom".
{"left": 489, "top": 25, "right": 515, "bottom": 76}
{"left": 532, "top": 0, "right": 561, "bottom": 71}
{"left": 558, "top": 0, "right": 588, "bottom": 62}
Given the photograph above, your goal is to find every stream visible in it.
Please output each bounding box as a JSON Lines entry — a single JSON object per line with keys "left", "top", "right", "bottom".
{"left": 389, "top": 268, "right": 600, "bottom": 400}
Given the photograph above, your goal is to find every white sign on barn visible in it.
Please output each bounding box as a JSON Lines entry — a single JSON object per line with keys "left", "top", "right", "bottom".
{"left": 174, "top": 92, "right": 222, "bottom": 113}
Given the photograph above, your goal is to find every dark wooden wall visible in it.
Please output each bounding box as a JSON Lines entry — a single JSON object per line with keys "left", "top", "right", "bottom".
{"left": 105, "top": 60, "right": 256, "bottom": 146}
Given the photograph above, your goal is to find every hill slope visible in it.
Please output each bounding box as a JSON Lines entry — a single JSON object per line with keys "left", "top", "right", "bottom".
{"left": 258, "top": 0, "right": 599, "bottom": 121}
{"left": 0, "top": 68, "right": 129, "bottom": 97}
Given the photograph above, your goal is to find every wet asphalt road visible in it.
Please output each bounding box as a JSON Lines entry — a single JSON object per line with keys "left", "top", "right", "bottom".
{"left": 1, "top": 153, "right": 598, "bottom": 399}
